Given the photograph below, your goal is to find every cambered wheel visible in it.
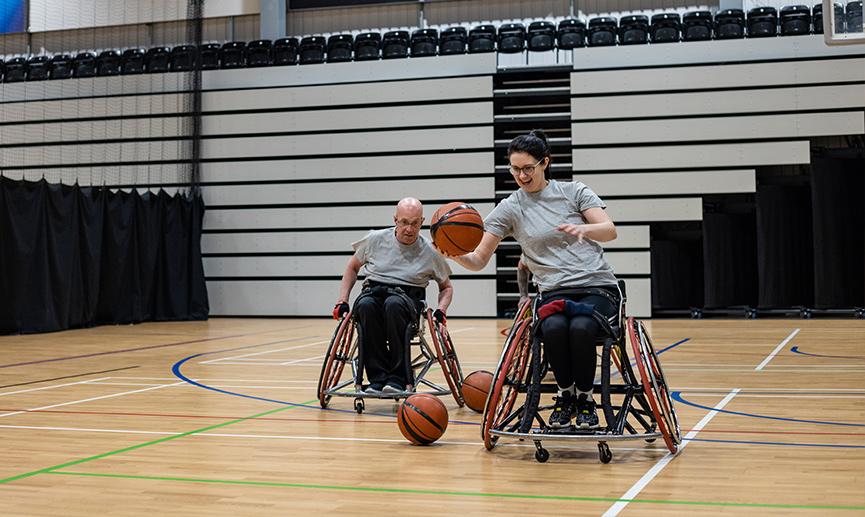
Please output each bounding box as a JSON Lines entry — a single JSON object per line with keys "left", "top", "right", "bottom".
{"left": 628, "top": 317, "right": 682, "bottom": 454}
{"left": 482, "top": 317, "right": 533, "bottom": 450}
{"left": 317, "top": 314, "right": 355, "bottom": 408}
{"left": 427, "top": 310, "right": 465, "bottom": 407}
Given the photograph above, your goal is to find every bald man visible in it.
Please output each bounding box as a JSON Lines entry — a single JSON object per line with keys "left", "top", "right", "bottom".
{"left": 334, "top": 198, "right": 453, "bottom": 394}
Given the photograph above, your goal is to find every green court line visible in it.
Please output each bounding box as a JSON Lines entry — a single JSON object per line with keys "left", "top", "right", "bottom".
{"left": 43, "top": 470, "right": 865, "bottom": 512}
{"left": 0, "top": 399, "right": 317, "bottom": 485}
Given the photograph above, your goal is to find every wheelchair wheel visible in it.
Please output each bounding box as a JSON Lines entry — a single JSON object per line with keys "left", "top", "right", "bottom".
{"left": 317, "top": 315, "right": 355, "bottom": 408}
{"left": 482, "top": 318, "right": 532, "bottom": 450}
{"left": 426, "top": 311, "right": 465, "bottom": 407}
{"left": 627, "top": 317, "right": 682, "bottom": 454}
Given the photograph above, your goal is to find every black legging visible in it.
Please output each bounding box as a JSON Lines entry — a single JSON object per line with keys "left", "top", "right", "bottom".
{"left": 537, "top": 288, "right": 618, "bottom": 393}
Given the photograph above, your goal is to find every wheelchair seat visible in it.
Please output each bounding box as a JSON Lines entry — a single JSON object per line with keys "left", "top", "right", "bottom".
{"left": 318, "top": 288, "right": 464, "bottom": 414}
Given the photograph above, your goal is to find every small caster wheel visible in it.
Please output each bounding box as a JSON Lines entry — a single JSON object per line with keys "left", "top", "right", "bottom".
{"left": 745, "top": 308, "right": 757, "bottom": 320}
{"left": 535, "top": 448, "right": 550, "bottom": 463}
{"left": 354, "top": 398, "right": 365, "bottom": 414}
{"left": 800, "top": 308, "right": 812, "bottom": 319}
{"left": 645, "top": 438, "right": 656, "bottom": 443}
{"left": 319, "top": 395, "right": 331, "bottom": 409}
{"left": 598, "top": 442, "right": 612, "bottom": 464}
{"left": 856, "top": 309, "right": 865, "bottom": 320}
{"left": 690, "top": 308, "right": 703, "bottom": 320}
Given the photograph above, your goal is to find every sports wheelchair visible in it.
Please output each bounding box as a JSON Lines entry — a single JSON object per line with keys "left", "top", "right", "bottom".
{"left": 317, "top": 289, "right": 464, "bottom": 414}
{"left": 481, "top": 280, "right": 681, "bottom": 463}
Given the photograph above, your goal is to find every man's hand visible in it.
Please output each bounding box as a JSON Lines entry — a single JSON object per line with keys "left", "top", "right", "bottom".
{"left": 333, "top": 301, "right": 350, "bottom": 320}
{"left": 433, "top": 309, "right": 447, "bottom": 325}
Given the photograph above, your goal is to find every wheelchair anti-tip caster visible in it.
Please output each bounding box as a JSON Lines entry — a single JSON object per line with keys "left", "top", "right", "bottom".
{"left": 690, "top": 308, "right": 703, "bottom": 319}
{"left": 598, "top": 442, "right": 612, "bottom": 464}
{"left": 800, "top": 308, "right": 813, "bottom": 319}
{"left": 745, "top": 308, "right": 758, "bottom": 319}
{"left": 354, "top": 398, "right": 365, "bottom": 414}
{"left": 534, "top": 443, "right": 550, "bottom": 463}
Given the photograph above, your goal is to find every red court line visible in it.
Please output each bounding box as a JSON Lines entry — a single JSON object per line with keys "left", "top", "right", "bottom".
{"left": 1, "top": 407, "right": 864, "bottom": 437}
{"left": 0, "top": 327, "right": 306, "bottom": 369}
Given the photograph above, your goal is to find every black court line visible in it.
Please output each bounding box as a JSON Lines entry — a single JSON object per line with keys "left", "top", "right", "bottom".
{"left": 0, "top": 366, "right": 140, "bottom": 389}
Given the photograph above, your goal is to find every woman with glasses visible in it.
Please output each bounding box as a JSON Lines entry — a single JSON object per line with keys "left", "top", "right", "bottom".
{"left": 440, "top": 129, "right": 619, "bottom": 429}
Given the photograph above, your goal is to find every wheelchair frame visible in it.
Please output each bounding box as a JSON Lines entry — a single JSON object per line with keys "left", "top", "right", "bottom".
{"left": 317, "top": 305, "right": 464, "bottom": 414}
{"left": 481, "top": 282, "right": 682, "bottom": 463}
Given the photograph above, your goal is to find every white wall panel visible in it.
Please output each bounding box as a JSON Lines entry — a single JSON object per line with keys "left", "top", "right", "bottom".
{"left": 585, "top": 170, "right": 756, "bottom": 196}
{"left": 206, "top": 279, "right": 497, "bottom": 317}
{"left": 203, "top": 53, "right": 497, "bottom": 90}
{"left": 202, "top": 76, "right": 493, "bottom": 111}
{"left": 605, "top": 198, "right": 703, "bottom": 222}
{"left": 201, "top": 126, "right": 493, "bottom": 159}
{"left": 0, "top": 74, "right": 188, "bottom": 103}
{"left": 604, "top": 251, "right": 650, "bottom": 275}
{"left": 571, "top": 85, "right": 865, "bottom": 119}
{"left": 201, "top": 152, "right": 494, "bottom": 182}
{"left": 622, "top": 278, "right": 650, "bottom": 318}
{"left": 571, "top": 58, "right": 865, "bottom": 94}
{"left": 572, "top": 112, "right": 864, "bottom": 145}
{"left": 571, "top": 35, "right": 865, "bottom": 71}
{"left": 202, "top": 230, "right": 371, "bottom": 254}
{"left": 203, "top": 177, "right": 492, "bottom": 205}
{"left": 204, "top": 203, "right": 497, "bottom": 230}
{"left": 0, "top": 117, "right": 186, "bottom": 145}
{"left": 0, "top": 141, "right": 184, "bottom": 167}
{"left": 0, "top": 93, "right": 185, "bottom": 120}
{"left": 601, "top": 225, "right": 649, "bottom": 249}
{"left": 202, "top": 102, "right": 492, "bottom": 134}
{"left": 573, "top": 141, "right": 811, "bottom": 171}
{"left": 203, "top": 255, "right": 496, "bottom": 277}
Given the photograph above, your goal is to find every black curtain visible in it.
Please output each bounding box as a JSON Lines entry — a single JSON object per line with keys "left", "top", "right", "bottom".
{"left": 651, "top": 239, "right": 703, "bottom": 310}
{"left": 702, "top": 211, "right": 758, "bottom": 308}
{"left": 0, "top": 178, "right": 208, "bottom": 334}
{"left": 756, "top": 184, "right": 814, "bottom": 308}
{"left": 811, "top": 156, "right": 865, "bottom": 308}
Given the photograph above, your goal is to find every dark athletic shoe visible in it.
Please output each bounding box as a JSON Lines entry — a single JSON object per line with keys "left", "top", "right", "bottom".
{"left": 548, "top": 393, "right": 575, "bottom": 429}
{"left": 575, "top": 394, "right": 600, "bottom": 429}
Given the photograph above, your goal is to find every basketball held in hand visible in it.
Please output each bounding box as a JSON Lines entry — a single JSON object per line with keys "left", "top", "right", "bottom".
{"left": 431, "top": 202, "right": 484, "bottom": 256}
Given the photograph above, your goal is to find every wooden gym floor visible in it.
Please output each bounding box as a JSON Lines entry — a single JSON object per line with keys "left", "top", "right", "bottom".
{"left": 0, "top": 318, "right": 863, "bottom": 516}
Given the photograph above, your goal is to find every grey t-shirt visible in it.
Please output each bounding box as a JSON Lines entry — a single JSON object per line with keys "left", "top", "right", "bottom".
{"left": 484, "top": 179, "right": 617, "bottom": 292}
{"left": 352, "top": 228, "right": 452, "bottom": 288}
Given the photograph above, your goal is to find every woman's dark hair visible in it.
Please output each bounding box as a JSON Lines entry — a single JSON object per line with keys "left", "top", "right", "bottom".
{"left": 508, "top": 129, "right": 551, "bottom": 177}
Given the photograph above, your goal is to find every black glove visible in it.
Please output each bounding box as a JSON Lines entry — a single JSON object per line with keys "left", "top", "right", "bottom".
{"left": 333, "top": 302, "right": 350, "bottom": 320}
{"left": 433, "top": 309, "right": 447, "bottom": 325}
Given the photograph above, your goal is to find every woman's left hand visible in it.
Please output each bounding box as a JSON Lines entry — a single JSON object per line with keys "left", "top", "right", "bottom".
{"left": 556, "top": 223, "right": 587, "bottom": 243}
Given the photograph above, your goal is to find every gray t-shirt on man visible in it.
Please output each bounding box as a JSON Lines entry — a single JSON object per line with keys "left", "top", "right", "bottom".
{"left": 352, "top": 228, "right": 452, "bottom": 288}
{"left": 484, "top": 179, "right": 617, "bottom": 293}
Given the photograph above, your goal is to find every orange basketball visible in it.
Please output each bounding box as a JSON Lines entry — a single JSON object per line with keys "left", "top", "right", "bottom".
{"left": 397, "top": 393, "right": 448, "bottom": 445}
{"left": 461, "top": 370, "right": 493, "bottom": 413}
{"left": 431, "top": 202, "right": 484, "bottom": 257}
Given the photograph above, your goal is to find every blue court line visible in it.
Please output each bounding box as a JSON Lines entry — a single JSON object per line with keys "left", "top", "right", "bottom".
{"left": 170, "top": 344, "right": 480, "bottom": 426}
{"left": 672, "top": 392, "right": 865, "bottom": 428}
{"left": 790, "top": 346, "right": 865, "bottom": 360}
{"left": 684, "top": 437, "right": 865, "bottom": 449}
{"left": 657, "top": 337, "right": 691, "bottom": 354}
